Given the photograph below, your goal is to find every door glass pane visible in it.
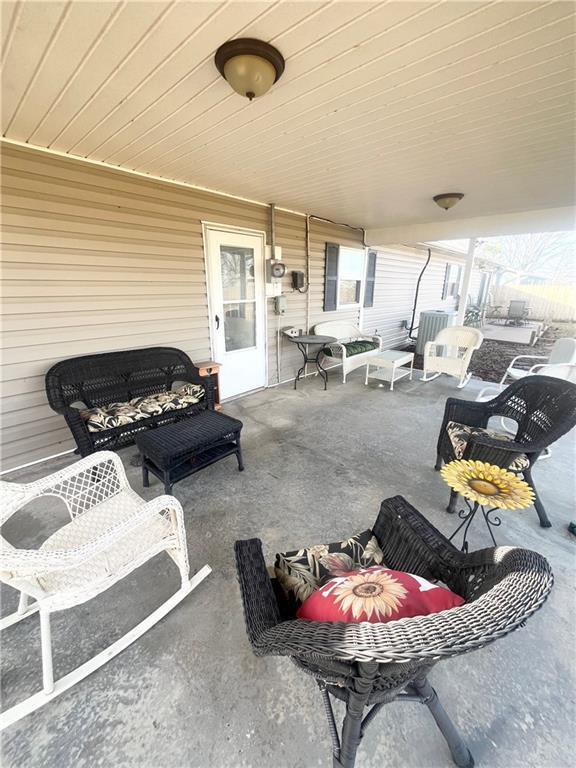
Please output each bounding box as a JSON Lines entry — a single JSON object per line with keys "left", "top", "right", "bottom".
{"left": 224, "top": 302, "right": 256, "bottom": 351}
{"left": 220, "top": 246, "right": 255, "bottom": 301}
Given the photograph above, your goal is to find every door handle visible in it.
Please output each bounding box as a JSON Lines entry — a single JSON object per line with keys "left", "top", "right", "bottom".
{"left": 215, "top": 314, "right": 220, "bottom": 330}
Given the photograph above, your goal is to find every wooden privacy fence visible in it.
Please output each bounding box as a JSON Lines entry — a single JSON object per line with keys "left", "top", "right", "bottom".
{"left": 491, "top": 284, "right": 576, "bottom": 322}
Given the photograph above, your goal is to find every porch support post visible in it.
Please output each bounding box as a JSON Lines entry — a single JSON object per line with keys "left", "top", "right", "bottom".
{"left": 456, "top": 238, "right": 477, "bottom": 325}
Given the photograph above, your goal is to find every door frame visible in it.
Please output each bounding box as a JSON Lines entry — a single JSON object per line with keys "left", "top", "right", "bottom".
{"left": 201, "top": 221, "right": 268, "bottom": 399}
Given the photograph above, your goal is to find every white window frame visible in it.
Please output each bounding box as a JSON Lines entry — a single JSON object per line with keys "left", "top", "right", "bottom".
{"left": 336, "top": 247, "right": 366, "bottom": 309}
{"left": 443, "top": 263, "right": 463, "bottom": 300}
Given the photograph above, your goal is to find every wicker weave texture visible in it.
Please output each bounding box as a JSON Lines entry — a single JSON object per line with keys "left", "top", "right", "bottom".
{"left": 45, "top": 347, "right": 214, "bottom": 456}
{"left": 136, "top": 411, "right": 243, "bottom": 468}
{"left": 437, "top": 376, "right": 576, "bottom": 467}
{"left": 436, "top": 376, "right": 576, "bottom": 526}
{"left": 423, "top": 326, "right": 483, "bottom": 385}
{"left": 235, "top": 496, "right": 553, "bottom": 668}
{"left": 0, "top": 451, "right": 190, "bottom": 612}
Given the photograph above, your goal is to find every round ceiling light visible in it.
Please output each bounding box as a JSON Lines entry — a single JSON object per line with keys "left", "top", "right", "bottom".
{"left": 433, "top": 193, "right": 465, "bottom": 211}
{"left": 215, "top": 38, "right": 285, "bottom": 101}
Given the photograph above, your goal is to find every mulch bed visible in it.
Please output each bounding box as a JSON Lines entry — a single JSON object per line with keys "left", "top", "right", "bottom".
{"left": 411, "top": 323, "right": 575, "bottom": 383}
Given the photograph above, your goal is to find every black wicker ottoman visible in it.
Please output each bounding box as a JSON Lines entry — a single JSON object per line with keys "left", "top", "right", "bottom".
{"left": 136, "top": 410, "right": 243, "bottom": 494}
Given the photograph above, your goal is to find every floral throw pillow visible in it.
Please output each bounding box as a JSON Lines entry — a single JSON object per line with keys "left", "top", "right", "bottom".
{"left": 274, "top": 529, "right": 385, "bottom": 606}
{"left": 176, "top": 383, "right": 205, "bottom": 402}
{"left": 296, "top": 566, "right": 464, "bottom": 624}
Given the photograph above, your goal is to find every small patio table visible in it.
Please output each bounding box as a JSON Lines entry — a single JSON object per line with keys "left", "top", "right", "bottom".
{"left": 288, "top": 334, "right": 336, "bottom": 390}
{"left": 136, "top": 410, "right": 243, "bottom": 494}
{"left": 365, "top": 350, "right": 414, "bottom": 390}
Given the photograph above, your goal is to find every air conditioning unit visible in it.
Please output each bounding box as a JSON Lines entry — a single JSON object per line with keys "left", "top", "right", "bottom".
{"left": 415, "top": 310, "right": 457, "bottom": 355}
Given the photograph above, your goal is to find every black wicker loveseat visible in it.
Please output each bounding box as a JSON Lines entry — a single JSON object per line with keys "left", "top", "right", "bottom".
{"left": 46, "top": 347, "right": 214, "bottom": 457}
{"left": 235, "top": 496, "right": 553, "bottom": 768}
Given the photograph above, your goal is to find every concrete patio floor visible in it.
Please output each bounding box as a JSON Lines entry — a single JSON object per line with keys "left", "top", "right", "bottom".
{"left": 1, "top": 371, "right": 575, "bottom": 768}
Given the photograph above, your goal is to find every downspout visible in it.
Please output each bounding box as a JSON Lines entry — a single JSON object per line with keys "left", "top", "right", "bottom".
{"left": 269, "top": 202, "right": 276, "bottom": 253}
{"left": 408, "top": 248, "right": 432, "bottom": 340}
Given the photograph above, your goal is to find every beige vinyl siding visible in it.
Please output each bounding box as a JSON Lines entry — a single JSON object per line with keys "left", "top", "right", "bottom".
{"left": 362, "top": 246, "right": 459, "bottom": 349}
{"left": 265, "top": 218, "right": 364, "bottom": 385}
{"left": 265, "top": 212, "right": 308, "bottom": 386}
{"left": 0, "top": 144, "right": 363, "bottom": 470}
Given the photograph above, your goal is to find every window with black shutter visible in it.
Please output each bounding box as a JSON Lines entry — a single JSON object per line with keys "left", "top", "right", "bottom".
{"left": 324, "top": 243, "right": 366, "bottom": 311}
{"left": 324, "top": 243, "right": 339, "bottom": 311}
{"left": 364, "top": 250, "right": 377, "bottom": 308}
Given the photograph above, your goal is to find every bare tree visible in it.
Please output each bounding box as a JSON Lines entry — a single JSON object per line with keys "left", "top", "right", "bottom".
{"left": 477, "top": 232, "right": 575, "bottom": 280}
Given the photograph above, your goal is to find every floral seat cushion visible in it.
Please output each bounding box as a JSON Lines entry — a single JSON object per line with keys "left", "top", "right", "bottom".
{"left": 81, "top": 402, "right": 148, "bottom": 432}
{"left": 322, "top": 340, "right": 379, "bottom": 358}
{"left": 81, "top": 384, "right": 204, "bottom": 432}
{"left": 130, "top": 385, "right": 204, "bottom": 416}
{"left": 446, "top": 421, "right": 530, "bottom": 472}
{"left": 274, "top": 529, "right": 385, "bottom": 606}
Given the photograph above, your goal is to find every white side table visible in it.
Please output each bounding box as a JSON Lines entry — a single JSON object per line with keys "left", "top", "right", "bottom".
{"left": 365, "top": 350, "right": 414, "bottom": 391}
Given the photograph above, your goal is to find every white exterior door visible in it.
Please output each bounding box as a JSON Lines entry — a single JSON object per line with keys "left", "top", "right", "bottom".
{"left": 204, "top": 226, "right": 267, "bottom": 400}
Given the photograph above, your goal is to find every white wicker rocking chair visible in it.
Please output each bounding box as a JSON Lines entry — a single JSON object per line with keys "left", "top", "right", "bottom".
{"left": 422, "top": 326, "right": 483, "bottom": 389}
{"left": 0, "top": 451, "right": 210, "bottom": 730}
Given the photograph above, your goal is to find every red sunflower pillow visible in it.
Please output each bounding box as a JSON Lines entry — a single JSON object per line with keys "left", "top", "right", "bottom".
{"left": 296, "top": 566, "right": 464, "bottom": 624}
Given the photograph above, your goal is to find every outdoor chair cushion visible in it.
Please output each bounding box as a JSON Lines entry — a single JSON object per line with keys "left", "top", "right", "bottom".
{"left": 322, "top": 340, "right": 379, "bottom": 357}
{"left": 274, "top": 529, "right": 384, "bottom": 605}
{"left": 36, "top": 490, "right": 172, "bottom": 595}
{"left": 446, "top": 420, "right": 530, "bottom": 471}
{"left": 81, "top": 402, "right": 148, "bottom": 432}
{"left": 81, "top": 384, "right": 205, "bottom": 432}
{"left": 296, "top": 565, "right": 464, "bottom": 624}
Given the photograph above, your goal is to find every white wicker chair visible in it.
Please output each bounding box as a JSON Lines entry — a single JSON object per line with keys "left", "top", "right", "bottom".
{"left": 422, "top": 326, "right": 483, "bottom": 389}
{"left": 499, "top": 337, "right": 576, "bottom": 387}
{"left": 0, "top": 451, "right": 210, "bottom": 729}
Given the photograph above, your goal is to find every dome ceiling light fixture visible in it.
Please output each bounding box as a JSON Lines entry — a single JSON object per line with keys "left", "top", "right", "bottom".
{"left": 215, "top": 38, "right": 285, "bottom": 101}
{"left": 433, "top": 192, "right": 465, "bottom": 211}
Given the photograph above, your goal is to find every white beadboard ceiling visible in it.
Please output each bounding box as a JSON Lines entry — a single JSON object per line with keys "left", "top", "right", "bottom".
{"left": 1, "top": 0, "right": 574, "bottom": 229}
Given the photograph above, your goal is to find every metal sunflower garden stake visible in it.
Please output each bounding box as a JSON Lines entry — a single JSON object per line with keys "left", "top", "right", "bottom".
{"left": 441, "top": 460, "right": 535, "bottom": 551}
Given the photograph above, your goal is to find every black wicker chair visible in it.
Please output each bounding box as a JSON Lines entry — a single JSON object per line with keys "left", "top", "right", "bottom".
{"left": 235, "top": 496, "right": 553, "bottom": 768}
{"left": 435, "top": 375, "right": 576, "bottom": 528}
{"left": 45, "top": 346, "right": 214, "bottom": 457}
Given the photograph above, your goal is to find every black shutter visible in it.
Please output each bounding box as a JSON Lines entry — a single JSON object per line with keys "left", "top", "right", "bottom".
{"left": 364, "top": 250, "right": 377, "bottom": 307}
{"left": 442, "top": 263, "right": 450, "bottom": 299}
{"left": 324, "top": 242, "right": 339, "bottom": 311}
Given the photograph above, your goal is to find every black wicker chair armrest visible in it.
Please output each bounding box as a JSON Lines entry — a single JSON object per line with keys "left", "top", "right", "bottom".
{"left": 61, "top": 406, "right": 93, "bottom": 456}
{"left": 465, "top": 433, "right": 528, "bottom": 454}
{"left": 235, "top": 538, "right": 282, "bottom": 651}
{"left": 196, "top": 373, "right": 215, "bottom": 409}
{"left": 249, "top": 548, "right": 553, "bottom": 665}
{"left": 441, "top": 397, "right": 488, "bottom": 429}
{"left": 463, "top": 433, "right": 537, "bottom": 468}
{"left": 175, "top": 363, "right": 215, "bottom": 409}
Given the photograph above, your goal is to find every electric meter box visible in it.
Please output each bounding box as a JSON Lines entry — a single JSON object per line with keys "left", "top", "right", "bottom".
{"left": 265, "top": 244, "right": 284, "bottom": 297}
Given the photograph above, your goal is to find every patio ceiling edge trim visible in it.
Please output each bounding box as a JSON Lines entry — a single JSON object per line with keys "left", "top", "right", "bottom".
{"left": 367, "top": 206, "right": 576, "bottom": 246}
{"left": 0, "top": 137, "right": 308, "bottom": 219}
{"left": 411, "top": 242, "right": 469, "bottom": 263}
